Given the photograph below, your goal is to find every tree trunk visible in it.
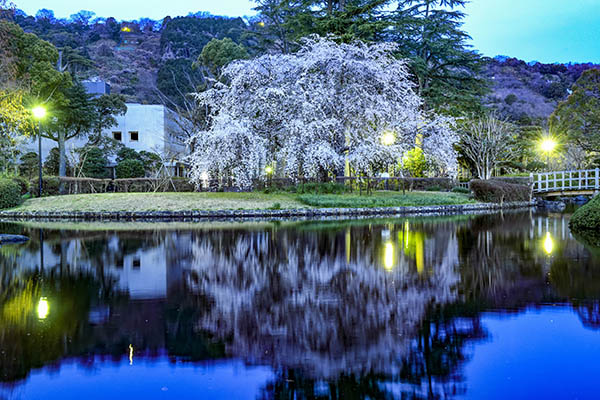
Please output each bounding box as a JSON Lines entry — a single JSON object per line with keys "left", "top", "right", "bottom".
{"left": 59, "top": 130, "right": 66, "bottom": 194}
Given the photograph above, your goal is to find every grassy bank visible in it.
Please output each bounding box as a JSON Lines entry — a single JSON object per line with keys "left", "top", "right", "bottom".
{"left": 297, "top": 191, "right": 475, "bottom": 208}
{"left": 5, "top": 191, "right": 475, "bottom": 213}
{"left": 570, "top": 195, "right": 600, "bottom": 233}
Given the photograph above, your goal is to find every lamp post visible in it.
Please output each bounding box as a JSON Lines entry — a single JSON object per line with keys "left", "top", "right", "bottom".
{"left": 32, "top": 106, "right": 46, "bottom": 197}
{"left": 540, "top": 137, "right": 557, "bottom": 170}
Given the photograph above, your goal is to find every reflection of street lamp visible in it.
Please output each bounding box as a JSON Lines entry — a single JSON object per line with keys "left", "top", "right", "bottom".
{"left": 383, "top": 242, "right": 395, "bottom": 270}
{"left": 32, "top": 106, "right": 47, "bottom": 197}
{"left": 543, "top": 232, "right": 554, "bottom": 255}
{"left": 37, "top": 297, "right": 49, "bottom": 319}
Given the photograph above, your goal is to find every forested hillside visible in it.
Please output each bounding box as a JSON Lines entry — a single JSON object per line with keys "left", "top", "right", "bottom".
{"left": 10, "top": 8, "right": 600, "bottom": 126}
{"left": 12, "top": 10, "right": 249, "bottom": 105}
{"left": 484, "top": 56, "right": 598, "bottom": 126}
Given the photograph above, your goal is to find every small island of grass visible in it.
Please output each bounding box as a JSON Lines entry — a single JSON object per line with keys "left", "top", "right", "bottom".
{"left": 5, "top": 191, "right": 475, "bottom": 213}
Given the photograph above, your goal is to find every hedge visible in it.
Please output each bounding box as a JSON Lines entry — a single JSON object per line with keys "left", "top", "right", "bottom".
{"left": 570, "top": 195, "right": 600, "bottom": 232}
{"left": 470, "top": 179, "right": 532, "bottom": 204}
{"left": 29, "top": 176, "right": 196, "bottom": 195}
{"left": 0, "top": 178, "right": 22, "bottom": 209}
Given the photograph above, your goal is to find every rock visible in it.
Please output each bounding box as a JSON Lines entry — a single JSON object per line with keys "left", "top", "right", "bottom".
{"left": 0, "top": 234, "right": 30, "bottom": 244}
{"left": 574, "top": 195, "right": 590, "bottom": 204}
{"left": 536, "top": 199, "right": 566, "bottom": 212}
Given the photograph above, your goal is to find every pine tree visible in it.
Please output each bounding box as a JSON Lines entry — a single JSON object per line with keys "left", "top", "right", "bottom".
{"left": 391, "top": 0, "right": 487, "bottom": 114}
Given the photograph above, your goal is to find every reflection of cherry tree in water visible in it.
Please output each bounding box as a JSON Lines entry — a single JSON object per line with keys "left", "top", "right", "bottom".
{"left": 184, "top": 223, "right": 462, "bottom": 397}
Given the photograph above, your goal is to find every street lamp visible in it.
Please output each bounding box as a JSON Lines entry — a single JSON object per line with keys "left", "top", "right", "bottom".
{"left": 381, "top": 131, "right": 395, "bottom": 146}
{"left": 540, "top": 138, "right": 557, "bottom": 154}
{"left": 32, "top": 106, "right": 46, "bottom": 197}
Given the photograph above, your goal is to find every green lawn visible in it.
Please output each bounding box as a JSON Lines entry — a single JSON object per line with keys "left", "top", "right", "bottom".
{"left": 298, "top": 191, "right": 475, "bottom": 208}
{"left": 6, "top": 191, "right": 475, "bottom": 213}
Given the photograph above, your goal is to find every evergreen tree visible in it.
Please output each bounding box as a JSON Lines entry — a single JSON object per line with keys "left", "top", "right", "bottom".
{"left": 550, "top": 69, "right": 600, "bottom": 152}
{"left": 391, "top": 0, "right": 487, "bottom": 115}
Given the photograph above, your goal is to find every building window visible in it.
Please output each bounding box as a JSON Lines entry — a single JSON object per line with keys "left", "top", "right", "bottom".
{"left": 113, "top": 131, "right": 122, "bottom": 141}
{"left": 132, "top": 258, "right": 141, "bottom": 269}
{"left": 129, "top": 131, "right": 139, "bottom": 142}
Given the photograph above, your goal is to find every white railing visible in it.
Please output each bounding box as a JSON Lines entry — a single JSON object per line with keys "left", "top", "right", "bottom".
{"left": 531, "top": 168, "right": 600, "bottom": 194}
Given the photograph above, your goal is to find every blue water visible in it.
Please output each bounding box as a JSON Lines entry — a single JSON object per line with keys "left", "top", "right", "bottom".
{"left": 0, "top": 211, "right": 599, "bottom": 399}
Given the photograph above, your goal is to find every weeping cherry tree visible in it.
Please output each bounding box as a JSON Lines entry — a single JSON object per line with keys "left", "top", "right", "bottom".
{"left": 188, "top": 36, "right": 458, "bottom": 189}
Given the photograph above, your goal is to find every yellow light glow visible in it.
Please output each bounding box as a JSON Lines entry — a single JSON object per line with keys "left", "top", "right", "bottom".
{"left": 32, "top": 106, "right": 46, "bottom": 120}
{"left": 540, "top": 138, "right": 557, "bottom": 153}
{"left": 265, "top": 166, "right": 274, "bottom": 175}
{"left": 543, "top": 232, "right": 554, "bottom": 255}
{"left": 129, "top": 344, "right": 134, "bottom": 365}
{"left": 381, "top": 131, "right": 395, "bottom": 146}
{"left": 258, "top": 21, "right": 265, "bottom": 27}
{"left": 383, "top": 241, "right": 395, "bottom": 270}
{"left": 37, "top": 297, "right": 49, "bottom": 319}
{"left": 121, "top": 26, "right": 132, "bottom": 32}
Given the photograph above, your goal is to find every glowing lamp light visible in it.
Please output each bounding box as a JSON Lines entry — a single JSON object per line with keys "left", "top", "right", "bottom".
{"left": 265, "top": 166, "right": 274, "bottom": 175}
{"left": 381, "top": 131, "right": 395, "bottom": 146}
{"left": 540, "top": 138, "right": 557, "bottom": 153}
{"left": 121, "top": 26, "right": 132, "bottom": 32}
{"left": 37, "top": 297, "right": 49, "bottom": 319}
{"left": 383, "top": 241, "right": 395, "bottom": 270}
{"left": 32, "top": 106, "right": 46, "bottom": 120}
{"left": 543, "top": 232, "right": 554, "bottom": 255}
{"left": 258, "top": 21, "right": 265, "bottom": 27}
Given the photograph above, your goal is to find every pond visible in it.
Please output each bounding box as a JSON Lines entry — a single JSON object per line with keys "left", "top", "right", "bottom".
{"left": 0, "top": 210, "right": 599, "bottom": 399}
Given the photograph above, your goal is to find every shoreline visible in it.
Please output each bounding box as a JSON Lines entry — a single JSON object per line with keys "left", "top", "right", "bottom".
{"left": 0, "top": 201, "right": 535, "bottom": 222}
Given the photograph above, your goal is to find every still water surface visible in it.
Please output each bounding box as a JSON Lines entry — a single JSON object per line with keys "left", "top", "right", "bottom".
{"left": 0, "top": 210, "right": 599, "bottom": 399}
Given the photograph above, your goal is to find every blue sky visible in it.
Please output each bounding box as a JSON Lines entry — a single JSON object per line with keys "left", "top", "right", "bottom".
{"left": 12, "top": 0, "right": 600, "bottom": 63}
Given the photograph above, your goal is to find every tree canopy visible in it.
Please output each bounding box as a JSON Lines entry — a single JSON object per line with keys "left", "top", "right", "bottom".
{"left": 188, "top": 36, "right": 458, "bottom": 188}
{"left": 550, "top": 69, "right": 600, "bottom": 152}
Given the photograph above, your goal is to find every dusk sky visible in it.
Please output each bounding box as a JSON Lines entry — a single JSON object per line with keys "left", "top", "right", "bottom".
{"left": 12, "top": 0, "right": 600, "bottom": 63}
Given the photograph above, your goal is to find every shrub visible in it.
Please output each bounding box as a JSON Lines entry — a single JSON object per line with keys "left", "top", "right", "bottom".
{"left": 402, "top": 147, "right": 427, "bottom": 177}
{"left": 80, "top": 147, "right": 109, "bottom": 178}
{"left": 570, "top": 195, "right": 600, "bottom": 232}
{"left": 139, "top": 151, "right": 162, "bottom": 174}
{"left": 11, "top": 176, "right": 29, "bottom": 195}
{"left": 425, "top": 185, "right": 443, "bottom": 192}
{"left": 469, "top": 179, "right": 531, "bottom": 203}
{"left": 504, "top": 94, "right": 518, "bottom": 105}
{"left": 19, "top": 152, "right": 39, "bottom": 178}
{"left": 292, "top": 182, "right": 349, "bottom": 195}
{"left": 116, "top": 147, "right": 142, "bottom": 163}
{"left": 452, "top": 186, "right": 470, "bottom": 194}
{"left": 116, "top": 159, "right": 145, "bottom": 179}
{"left": 30, "top": 176, "right": 61, "bottom": 197}
{"left": 0, "top": 178, "right": 22, "bottom": 209}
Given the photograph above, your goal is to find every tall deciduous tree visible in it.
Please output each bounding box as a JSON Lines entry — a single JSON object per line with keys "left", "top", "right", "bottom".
{"left": 391, "top": 0, "right": 487, "bottom": 114}
{"left": 457, "top": 114, "right": 514, "bottom": 180}
{"left": 188, "top": 36, "right": 458, "bottom": 188}
{"left": 550, "top": 69, "right": 600, "bottom": 152}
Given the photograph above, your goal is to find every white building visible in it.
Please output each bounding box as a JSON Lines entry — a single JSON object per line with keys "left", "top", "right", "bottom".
{"left": 22, "top": 81, "right": 188, "bottom": 176}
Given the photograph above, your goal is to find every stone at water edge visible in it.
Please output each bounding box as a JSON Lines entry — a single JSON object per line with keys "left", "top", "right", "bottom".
{"left": 0, "top": 234, "right": 30, "bottom": 244}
